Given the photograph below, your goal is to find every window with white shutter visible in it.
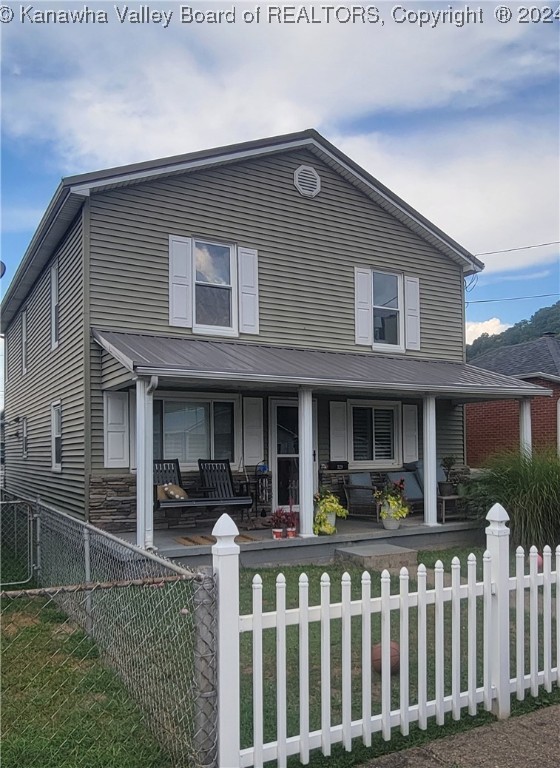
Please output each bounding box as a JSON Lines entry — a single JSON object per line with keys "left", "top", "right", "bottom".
{"left": 329, "top": 401, "right": 348, "bottom": 461}
{"left": 402, "top": 404, "right": 419, "bottom": 464}
{"left": 243, "top": 397, "right": 264, "bottom": 466}
{"left": 104, "top": 392, "right": 130, "bottom": 468}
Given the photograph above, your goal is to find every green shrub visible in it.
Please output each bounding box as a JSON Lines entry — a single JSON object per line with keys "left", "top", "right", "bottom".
{"left": 467, "top": 450, "right": 560, "bottom": 550}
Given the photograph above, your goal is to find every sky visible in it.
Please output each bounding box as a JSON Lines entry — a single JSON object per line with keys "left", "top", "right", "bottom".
{"left": 1, "top": 0, "right": 559, "bottom": 399}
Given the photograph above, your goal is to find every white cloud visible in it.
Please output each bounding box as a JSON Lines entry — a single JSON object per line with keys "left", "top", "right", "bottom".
{"left": 466, "top": 318, "right": 512, "bottom": 345}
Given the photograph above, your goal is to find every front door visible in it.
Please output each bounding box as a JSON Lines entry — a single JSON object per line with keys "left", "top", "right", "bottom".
{"left": 270, "top": 399, "right": 318, "bottom": 511}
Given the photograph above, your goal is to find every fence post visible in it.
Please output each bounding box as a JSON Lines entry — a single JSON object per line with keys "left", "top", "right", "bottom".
{"left": 193, "top": 568, "right": 218, "bottom": 768}
{"left": 83, "top": 527, "right": 93, "bottom": 636}
{"left": 212, "top": 514, "right": 241, "bottom": 768}
{"left": 34, "top": 496, "right": 42, "bottom": 582}
{"left": 486, "top": 502, "right": 511, "bottom": 719}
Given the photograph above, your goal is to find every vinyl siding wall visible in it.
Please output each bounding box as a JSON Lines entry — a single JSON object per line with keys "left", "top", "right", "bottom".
{"left": 88, "top": 149, "right": 465, "bottom": 360}
{"left": 3, "top": 216, "right": 86, "bottom": 515}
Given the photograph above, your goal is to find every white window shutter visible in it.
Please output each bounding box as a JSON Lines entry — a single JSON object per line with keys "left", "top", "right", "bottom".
{"left": 169, "top": 235, "right": 192, "bottom": 327}
{"left": 405, "top": 276, "right": 421, "bottom": 351}
{"left": 104, "top": 392, "right": 129, "bottom": 468}
{"left": 238, "top": 247, "right": 259, "bottom": 334}
{"left": 330, "top": 401, "right": 348, "bottom": 461}
{"left": 243, "top": 397, "right": 264, "bottom": 466}
{"left": 402, "top": 404, "right": 419, "bottom": 464}
{"left": 129, "top": 389, "right": 136, "bottom": 471}
{"left": 355, "top": 267, "right": 373, "bottom": 346}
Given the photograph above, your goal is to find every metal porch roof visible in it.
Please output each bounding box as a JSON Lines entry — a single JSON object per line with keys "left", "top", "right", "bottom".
{"left": 93, "top": 330, "right": 551, "bottom": 399}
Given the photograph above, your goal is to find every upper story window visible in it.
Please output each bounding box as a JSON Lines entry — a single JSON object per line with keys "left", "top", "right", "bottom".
{"left": 50, "top": 261, "right": 59, "bottom": 349}
{"left": 355, "top": 267, "right": 420, "bottom": 353}
{"left": 194, "top": 240, "right": 236, "bottom": 333}
{"left": 51, "top": 401, "right": 62, "bottom": 472}
{"left": 169, "top": 235, "right": 259, "bottom": 338}
{"left": 22, "top": 309, "right": 28, "bottom": 374}
{"left": 372, "top": 271, "right": 403, "bottom": 350}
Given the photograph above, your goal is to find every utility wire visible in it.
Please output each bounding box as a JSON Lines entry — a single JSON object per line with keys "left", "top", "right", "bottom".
{"left": 466, "top": 293, "right": 559, "bottom": 305}
{"left": 475, "top": 241, "right": 560, "bottom": 256}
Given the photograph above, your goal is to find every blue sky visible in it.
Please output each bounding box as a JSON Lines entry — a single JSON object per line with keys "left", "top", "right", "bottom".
{"left": 1, "top": 0, "right": 559, "bottom": 357}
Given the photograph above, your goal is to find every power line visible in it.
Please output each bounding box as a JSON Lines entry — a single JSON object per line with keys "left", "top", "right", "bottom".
{"left": 466, "top": 293, "right": 559, "bottom": 304}
{"left": 475, "top": 241, "right": 560, "bottom": 256}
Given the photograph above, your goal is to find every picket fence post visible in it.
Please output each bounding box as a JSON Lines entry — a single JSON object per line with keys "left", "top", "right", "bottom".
{"left": 485, "top": 503, "right": 511, "bottom": 719}
{"left": 212, "top": 513, "right": 241, "bottom": 768}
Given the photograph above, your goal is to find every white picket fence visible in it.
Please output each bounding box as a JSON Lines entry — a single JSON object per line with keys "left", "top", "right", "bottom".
{"left": 211, "top": 504, "right": 559, "bottom": 768}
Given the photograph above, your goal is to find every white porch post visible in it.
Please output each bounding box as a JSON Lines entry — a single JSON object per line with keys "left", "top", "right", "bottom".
{"left": 136, "top": 376, "right": 157, "bottom": 549}
{"left": 519, "top": 397, "right": 532, "bottom": 457}
{"left": 298, "top": 386, "right": 315, "bottom": 537}
{"left": 422, "top": 395, "right": 438, "bottom": 526}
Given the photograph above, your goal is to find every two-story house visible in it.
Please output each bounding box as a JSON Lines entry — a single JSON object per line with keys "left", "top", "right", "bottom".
{"left": 1, "top": 130, "right": 548, "bottom": 549}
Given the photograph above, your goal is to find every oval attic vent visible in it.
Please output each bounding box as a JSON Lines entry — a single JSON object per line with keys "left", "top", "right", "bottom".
{"left": 294, "top": 165, "right": 321, "bottom": 198}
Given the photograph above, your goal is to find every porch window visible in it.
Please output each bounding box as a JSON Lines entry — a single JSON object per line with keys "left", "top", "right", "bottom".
{"left": 372, "top": 271, "right": 403, "bottom": 350}
{"left": 193, "top": 240, "right": 235, "bottom": 333}
{"left": 349, "top": 402, "right": 400, "bottom": 468}
{"left": 153, "top": 397, "right": 237, "bottom": 467}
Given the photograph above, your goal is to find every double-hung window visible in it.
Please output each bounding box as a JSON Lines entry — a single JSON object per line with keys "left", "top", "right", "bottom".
{"left": 193, "top": 239, "right": 236, "bottom": 334}
{"left": 51, "top": 401, "right": 62, "bottom": 471}
{"left": 372, "top": 271, "right": 403, "bottom": 350}
{"left": 153, "top": 396, "right": 239, "bottom": 469}
{"left": 349, "top": 401, "right": 400, "bottom": 468}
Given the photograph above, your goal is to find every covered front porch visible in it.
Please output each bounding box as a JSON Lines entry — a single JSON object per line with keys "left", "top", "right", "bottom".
{"left": 93, "top": 329, "right": 551, "bottom": 551}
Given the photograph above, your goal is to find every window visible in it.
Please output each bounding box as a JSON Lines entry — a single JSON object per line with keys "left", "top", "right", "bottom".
{"left": 372, "top": 271, "right": 403, "bottom": 350}
{"left": 193, "top": 240, "right": 236, "bottom": 332}
{"left": 169, "top": 236, "right": 259, "bottom": 337}
{"left": 153, "top": 396, "right": 239, "bottom": 468}
{"left": 22, "top": 417, "right": 28, "bottom": 459}
{"left": 22, "top": 309, "right": 27, "bottom": 374}
{"left": 348, "top": 401, "right": 400, "bottom": 468}
{"left": 51, "top": 401, "right": 62, "bottom": 471}
{"left": 50, "top": 261, "right": 59, "bottom": 349}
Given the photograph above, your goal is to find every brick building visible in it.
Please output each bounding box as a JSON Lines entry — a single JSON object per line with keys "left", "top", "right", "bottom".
{"left": 466, "top": 334, "right": 560, "bottom": 466}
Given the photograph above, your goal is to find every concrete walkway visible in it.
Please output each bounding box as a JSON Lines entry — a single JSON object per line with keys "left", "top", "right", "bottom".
{"left": 362, "top": 705, "right": 560, "bottom": 767}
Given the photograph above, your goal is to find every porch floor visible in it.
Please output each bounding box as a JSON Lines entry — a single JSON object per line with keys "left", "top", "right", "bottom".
{"left": 119, "top": 514, "right": 484, "bottom": 569}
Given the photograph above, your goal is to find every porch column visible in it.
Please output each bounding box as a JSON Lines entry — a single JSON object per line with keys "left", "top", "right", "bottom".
{"left": 519, "top": 397, "right": 532, "bottom": 457}
{"left": 298, "top": 387, "right": 315, "bottom": 537}
{"left": 422, "top": 395, "right": 438, "bottom": 526}
{"left": 136, "top": 376, "right": 158, "bottom": 549}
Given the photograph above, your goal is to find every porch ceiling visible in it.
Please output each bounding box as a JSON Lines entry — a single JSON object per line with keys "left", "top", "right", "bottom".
{"left": 93, "top": 329, "right": 552, "bottom": 400}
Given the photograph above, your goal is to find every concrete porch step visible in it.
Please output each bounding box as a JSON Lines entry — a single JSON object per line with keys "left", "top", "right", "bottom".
{"left": 335, "top": 542, "right": 418, "bottom": 571}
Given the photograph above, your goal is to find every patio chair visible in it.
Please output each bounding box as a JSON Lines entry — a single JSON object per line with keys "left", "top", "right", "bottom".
{"left": 343, "top": 472, "right": 380, "bottom": 521}
{"left": 386, "top": 471, "right": 424, "bottom": 514}
{"left": 404, "top": 459, "right": 446, "bottom": 490}
{"left": 198, "top": 459, "right": 253, "bottom": 517}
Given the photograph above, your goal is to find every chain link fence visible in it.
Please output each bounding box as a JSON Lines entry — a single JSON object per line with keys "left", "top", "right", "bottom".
{"left": 1, "top": 494, "right": 217, "bottom": 768}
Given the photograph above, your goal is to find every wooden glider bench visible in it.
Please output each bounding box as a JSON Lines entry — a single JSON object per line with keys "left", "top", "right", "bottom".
{"left": 153, "top": 458, "right": 253, "bottom": 524}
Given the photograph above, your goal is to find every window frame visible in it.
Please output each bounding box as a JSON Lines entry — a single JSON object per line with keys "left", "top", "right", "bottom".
{"left": 192, "top": 238, "right": 238, "bottom": 338}
{"left": 153, "top": 392, "right": 242, "bottom": 471}
{"left": 22, "top": 417, "right": 28, "bottom": 459}
{"left": 51, "top": 400, "right": 62, "bottom": 472}
{"left": 347, "top": 399, "right": 401, "bottom": 469}
{"left": 371, "top": 269, "right": 405, "bottom": 353}
{"left": 22, "top": 308, "right": 28, "bottom": 374}
{"left": 50, "top": 261, "right": 59, "bottom": 350}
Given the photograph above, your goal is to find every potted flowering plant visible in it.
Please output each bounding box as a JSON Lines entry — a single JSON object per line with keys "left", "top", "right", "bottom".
{"left": 313, "top": 488, "right": 348, "bottom": 535}
{"left": 284, "top": 509, "right": 298, "bottom": 538}
{"left": 374, "top": 479, "right": 409, "bottom": 530}
{"left": 271, "top": 508, "right": 286, "bottom": 539}
{"left": 439, "top": 456, "right": 456, "bottom": 495}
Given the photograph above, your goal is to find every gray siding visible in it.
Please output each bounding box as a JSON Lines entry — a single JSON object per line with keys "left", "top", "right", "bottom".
{"left": 4, "top": 216, "right": 86, "bottom": 515}
{"left": 101, "top": 350, "right": 132, "bottom": 389}
{"left": 88, "top": 149, "right": 464, "bottom": 361}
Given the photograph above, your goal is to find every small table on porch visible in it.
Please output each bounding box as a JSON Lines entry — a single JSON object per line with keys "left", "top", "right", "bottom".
{"left": 438, "top": 494, "right": 461, "bottom": 524}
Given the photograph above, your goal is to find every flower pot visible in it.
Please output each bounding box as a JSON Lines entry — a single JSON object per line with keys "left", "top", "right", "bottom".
{"left": 439, "top": 482, "right": 455, "bottom": 496}
{"left": 272, "top": 528, "right": 284, "bottom": 540}
{"left": 286, "top": 527, "right": 297, "bottom": 538}
{"left": 326, "top": 511, "right": 336, "bottom": 528}
{"left": 382, "top": 517, "right": 400, "bottom": 530}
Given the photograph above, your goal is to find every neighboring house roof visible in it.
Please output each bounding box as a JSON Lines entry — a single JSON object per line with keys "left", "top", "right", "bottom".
{"left": 470, "top": 336, "right": 560, "bottom": 383}
{"left": 93, "top": 329, "right": 550, "bottom": 399}
{"left": 1, "top": 129, "right": 484, "bottom": 332}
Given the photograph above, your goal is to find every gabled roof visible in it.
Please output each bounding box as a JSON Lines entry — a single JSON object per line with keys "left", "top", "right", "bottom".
{"left": 1, "top": 129, "right": 484, "bottom": 331}
{"left": 93, "top": 329, "right": 549, "bottom": 399}
{"left": 470, "top": 335, "right": 560, "bottom": 382}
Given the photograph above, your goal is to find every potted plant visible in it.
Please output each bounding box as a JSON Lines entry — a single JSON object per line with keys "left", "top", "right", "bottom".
{"left": 440, "top": 456, "right": 456, "bottom": 496}
{"left": 271, "top": 508, "right": 286, "bottom": 539}
{"left": 374, "top": 479, "right": 409, "bottom": 530}
{"left": 284, "top": 509, "right": 297, "bottom": 538}
{"left": 313, "top": 488, "right": 348, "bottom": 535}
